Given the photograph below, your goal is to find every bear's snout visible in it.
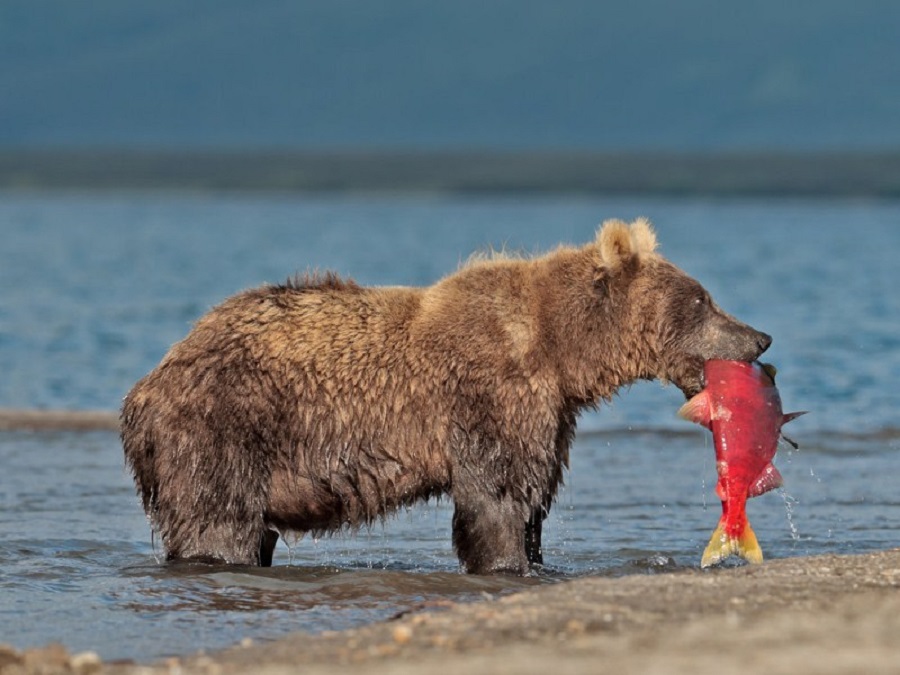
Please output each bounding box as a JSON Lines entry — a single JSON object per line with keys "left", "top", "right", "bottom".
{"left": 701, "top": 308, "right": 773, "bottom": 363}
{"left": 669, "top": 320, "right": 772, "bottom": 399}
{"left": 737, "top": 327, "right": 772, "bottom": 362}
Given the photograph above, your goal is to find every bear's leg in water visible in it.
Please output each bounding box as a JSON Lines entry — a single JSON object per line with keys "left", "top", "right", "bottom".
{"left": 258, "top": 529, "right": 279, "bottom": 567}
{"left": 451, "top": 491, "right": 529, "bottom": 575}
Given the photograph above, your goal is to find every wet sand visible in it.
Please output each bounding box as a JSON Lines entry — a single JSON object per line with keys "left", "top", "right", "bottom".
{"left": 4, "top": 548, "right": 899, "bottom": 675}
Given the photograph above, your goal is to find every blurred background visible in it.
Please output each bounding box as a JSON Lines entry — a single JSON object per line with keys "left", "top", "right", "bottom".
{"left": 2, "top": 0, "right": 900, "bottom": 192}
{"left": 2, "top": 0, "right": 899, "bottom": 414}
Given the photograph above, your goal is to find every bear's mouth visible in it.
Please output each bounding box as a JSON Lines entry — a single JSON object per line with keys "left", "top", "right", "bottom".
{"left": 679, "top": 377, "right": 705, "bottom": 399}
{"left": 670, "top": 358, "right": 706, "bottom": 399}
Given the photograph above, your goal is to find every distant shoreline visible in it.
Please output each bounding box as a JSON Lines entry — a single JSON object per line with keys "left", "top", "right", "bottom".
{"left": 2, "top": 149, "right": 900, "bottom": 196}
{"left": 0, "top": 409, "right": 119, "bottom": 431}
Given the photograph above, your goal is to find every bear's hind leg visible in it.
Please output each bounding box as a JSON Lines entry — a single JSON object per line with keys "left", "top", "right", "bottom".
{"left": 258, "top": 529, "right": 279, "bottom": 567}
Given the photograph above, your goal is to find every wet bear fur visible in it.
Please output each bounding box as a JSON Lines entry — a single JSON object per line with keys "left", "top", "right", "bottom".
{"left": 121, "top": 219, "right": 771, "bottom": 574}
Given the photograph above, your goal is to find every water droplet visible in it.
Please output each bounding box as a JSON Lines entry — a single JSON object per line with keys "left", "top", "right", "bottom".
{"left": 275, "top": 527, "right": 304, "bottom": 565}
{"left": 779, "top": 488, "right": 801, "bottom": 541}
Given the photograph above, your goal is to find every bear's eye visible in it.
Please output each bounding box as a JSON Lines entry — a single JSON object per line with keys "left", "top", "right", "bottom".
{"left": 693, "top": 293, "right": 709, "bottom": 309}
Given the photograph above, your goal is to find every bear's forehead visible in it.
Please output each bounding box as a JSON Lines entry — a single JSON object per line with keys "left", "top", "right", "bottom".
{"left": 644, "top": 261, "right": 702, "bottom": 289}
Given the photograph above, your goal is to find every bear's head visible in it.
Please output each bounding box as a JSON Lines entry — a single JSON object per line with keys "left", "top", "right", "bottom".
{"left": 591, "top": 218, "right": 771, "bottom": 397}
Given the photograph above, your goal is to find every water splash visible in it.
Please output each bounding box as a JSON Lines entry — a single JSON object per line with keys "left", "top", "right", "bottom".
{"left": 778, "top": 488, "right": 801, "bottom": 541}
{"left": 275, "top": 528, "right": 305, "bottom": 566}
{"left": 149, "top": 529, "right": 164, "bottom": 565}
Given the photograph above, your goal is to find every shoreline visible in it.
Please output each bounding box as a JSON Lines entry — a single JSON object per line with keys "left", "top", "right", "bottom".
{"left": 4, "top": 548, "right": 899, "bottom": 674}
{"left": 0, "top": 409, "right": 119, "bottom": 432}
{"left": 4, "top": 149, "right": 900, "bottom": 197}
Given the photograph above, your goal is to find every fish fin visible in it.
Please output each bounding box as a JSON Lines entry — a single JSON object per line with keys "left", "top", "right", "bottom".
{"left": 780, "top": 412, "right": 807, "bottom": 449}
{"left": 701, "top": 522, "right": 764, "bottom": 568}
{"left": 782, "top": 411, "right": 807, "bottom": 425}
{"left": 677, "top": 391, "right": 712, "bottom": 428}
{"left": 736, "top": 523, "right": 764, "bottom": 564}
{"left": 749, "top": 463, "right": 783, "bottom": 497}
{"left": 700, "top": 522, "right": 729, "bottom": 568}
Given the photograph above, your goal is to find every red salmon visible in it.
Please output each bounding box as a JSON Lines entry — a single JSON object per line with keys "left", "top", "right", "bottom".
{"left": 678, "top": 360, "right": 805, "bottom": 567}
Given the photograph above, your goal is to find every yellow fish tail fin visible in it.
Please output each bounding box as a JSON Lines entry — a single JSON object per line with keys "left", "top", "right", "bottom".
{"left": 700, "top": 522, "right": 764, "bottom": 568}
{"left": 700, "top": 522, "right": 729, "bottom": 568}
{"left": 736, "top": 523, "right": 764, "bottom": 564}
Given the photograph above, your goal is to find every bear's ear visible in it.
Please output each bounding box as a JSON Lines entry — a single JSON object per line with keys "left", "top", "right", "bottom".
{"left": 595, "top": 217, "right": 658, "bottom": 271}
{"left": 629, "top": 217, "right": 658, "bottom": 257}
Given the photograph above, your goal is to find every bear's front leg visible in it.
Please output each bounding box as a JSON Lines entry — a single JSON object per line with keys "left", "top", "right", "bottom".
{"left": 451, "top": 493, "right": 529, "bottom": 575}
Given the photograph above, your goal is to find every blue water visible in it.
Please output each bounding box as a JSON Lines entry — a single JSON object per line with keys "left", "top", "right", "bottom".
{"left": 1, "top": 192, "right": 898, "bottom": 660}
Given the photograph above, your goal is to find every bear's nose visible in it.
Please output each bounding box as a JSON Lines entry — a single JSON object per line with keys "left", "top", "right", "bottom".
{"left": 756, "top": 332, "right": 773, "bottom": 355}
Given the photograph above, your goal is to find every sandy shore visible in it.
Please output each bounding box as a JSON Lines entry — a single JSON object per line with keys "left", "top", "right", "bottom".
{"left": 3, "top": 548, "right": 899, "bottom": 675}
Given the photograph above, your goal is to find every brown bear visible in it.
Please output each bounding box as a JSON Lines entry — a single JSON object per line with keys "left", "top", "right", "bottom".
{"left": 121, "top": 219, "right": 771, "bottom": 574}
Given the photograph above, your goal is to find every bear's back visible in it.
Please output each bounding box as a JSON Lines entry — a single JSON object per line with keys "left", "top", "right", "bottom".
{"left": 175, "top": 274, "right": 422, "bottom": 370}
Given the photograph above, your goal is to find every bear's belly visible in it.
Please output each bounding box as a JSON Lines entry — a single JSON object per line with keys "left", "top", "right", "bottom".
{"left": 265, "top": 465, "right": 448, "bottom": 534}
{"left": 265, "top": 472, "right": 347, "bottom": 533}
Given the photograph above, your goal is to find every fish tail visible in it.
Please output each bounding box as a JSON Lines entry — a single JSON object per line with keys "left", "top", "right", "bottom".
{"left": 700, "top": 522, "right": 764, "bottom": 568}
{"left": 736, "top": 523, "right": 764, "bottom": 564}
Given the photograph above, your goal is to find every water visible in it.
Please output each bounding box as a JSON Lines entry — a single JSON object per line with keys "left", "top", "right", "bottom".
{"left": 1, "top": 192, "right": 899, "bottom": 660}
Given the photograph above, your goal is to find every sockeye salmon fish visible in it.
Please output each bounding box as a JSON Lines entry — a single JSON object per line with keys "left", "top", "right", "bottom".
{"left": 679, "top": 360, "right": 805, "bottom": 567}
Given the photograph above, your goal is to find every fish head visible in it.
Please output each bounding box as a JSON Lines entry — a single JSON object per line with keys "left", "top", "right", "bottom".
{"left": 702, "top": 360, "right": 785, "bottom": 404}
{"left": 678, "top": 360, "right": 776, "bottom": 427}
